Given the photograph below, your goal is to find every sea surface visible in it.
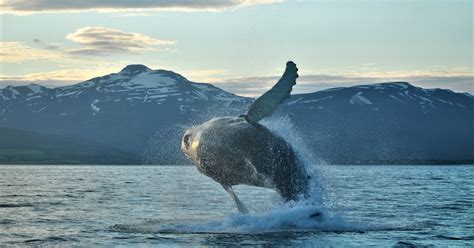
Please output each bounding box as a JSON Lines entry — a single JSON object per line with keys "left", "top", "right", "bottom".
{"left": 0, "top": 165, "right": 473, "bottom": 247}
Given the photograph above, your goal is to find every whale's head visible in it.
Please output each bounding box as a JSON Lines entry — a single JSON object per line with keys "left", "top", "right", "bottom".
{"left": 181, "top": 128, "right": 201, "bottom": 163}
{"left": 181, "top": 117, "right": 237, "bottom": 168}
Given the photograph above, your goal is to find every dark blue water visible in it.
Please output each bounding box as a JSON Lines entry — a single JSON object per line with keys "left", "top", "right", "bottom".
{"left": 1, "top": 165, "right": 473, "bottom": 246}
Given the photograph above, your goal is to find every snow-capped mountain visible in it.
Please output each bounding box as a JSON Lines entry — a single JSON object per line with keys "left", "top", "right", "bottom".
{"left": 0, "top": 65, "right": 251, "bottom": 162}
{"left": 285, "top": 82, "right": 474, "bottom": 112}
{"left": 279, "top": 82, "right": 474, "bottom": 164}
{"left": 0, "top": 84, "right": 47, "bottom": 101}
{"left": 1, "top": 64, "right": 247, "bottom": 114}
{"left": 1, "top": 67, "right": 473, "bottom": 164}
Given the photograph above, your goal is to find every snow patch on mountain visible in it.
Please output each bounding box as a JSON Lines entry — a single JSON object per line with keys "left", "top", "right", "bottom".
{"left": 419, "top": 96, "right": 433, "bottom": 103}
{"left": 57, "top": 91, "right": 80, "bottom": 98}
{"left": 191, "top": 83, "right": 213, "bottom": 92}
{"left": 434, "top": 97, "right": 454, "bottom": 106}
{"left": 26, "top": 95, "right": 42, "bottom": 101}
{"left": 91, "top": 100, "right": 100, "bottom": 114}
{"left": 2, "top": 86, "right": 21, "bottom": 100}
{"left": 386, "top": 82, "right": 410, "bottom": 89}
{"left": 0, "top": 92, "right": 7, "bottom": 101}
{"left": 463, "top": 93, "right": 474, "bottom": 100}
{"left": 350, "top": 92, "right": 372, "bottom": 105}
{"left": 286, "top": 97, "right": 303, "bottom": 105}
{"left": 124, "top": 73, "right": 177, "bottom": 89}
{"left": 9, "top": 87, "right": 20, "bottom": 97}
{"left": 301, "top": 96, "right": 333, "bottom": 104}
{"left": 27, "top": 84, "right": 44, "bottom": 94}
{"left": 320, "top": 87, "right": 344, "bottom": 92}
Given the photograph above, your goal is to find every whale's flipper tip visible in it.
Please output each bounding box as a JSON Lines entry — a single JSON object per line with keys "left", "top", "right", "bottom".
{"left": 224, "top": 186, "right": 249, "bottom": 214}
{"left": 286, "top": 61, "right": 297, "bottom": 70}
{"left": 245, "top": 61, "right": 298, "bottom": 124}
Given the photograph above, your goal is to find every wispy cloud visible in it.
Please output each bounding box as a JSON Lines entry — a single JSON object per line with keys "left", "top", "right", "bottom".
{"left": 32, "top": 38, "right": 62, "bottom": 50}
{"left": 1, "top": 0, "right": 281, "bottom": 14}
{"left": 0, "top": 41, "right": 64, "bottom": 63}
{"left": 1, "top": 27, "right": 174, "bottom": 64}
{"left": 182, "top": 69, "right": 229, "bottom": 82}
{"left": 0, "top": 67, "right": 227, "bottom": 88}
{"left": 66, "top": 27, "right": 175, "bottom": 56}
{"left": 0, "top": 67, "right": 121, "bottom": 88}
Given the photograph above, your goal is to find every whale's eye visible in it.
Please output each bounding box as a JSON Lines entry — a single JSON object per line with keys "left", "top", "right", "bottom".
{"left": 183, "top": 134, "right": 191, "bottom": 148}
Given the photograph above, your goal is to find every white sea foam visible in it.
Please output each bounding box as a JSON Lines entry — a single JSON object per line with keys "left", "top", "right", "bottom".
{"left": 113, "top": 204, "right": 354, "bottom": 234}
{"left": 112, "top": 203, "right": 395, "bottom": 234}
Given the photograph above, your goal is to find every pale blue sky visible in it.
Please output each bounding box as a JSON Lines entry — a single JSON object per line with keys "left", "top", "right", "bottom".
{"left": 1, "top": 0, "right": 472, "bottom": 96}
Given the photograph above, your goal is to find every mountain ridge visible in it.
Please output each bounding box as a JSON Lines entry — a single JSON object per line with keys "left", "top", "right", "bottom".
{"left": 1, "top": 65, "right": 473, "bottom": 165}
{"left": 2, "top": 65, "right": 472, "bottom": 98}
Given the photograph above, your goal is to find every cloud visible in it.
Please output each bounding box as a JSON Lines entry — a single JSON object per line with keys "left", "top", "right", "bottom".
{"left": 0, "top": 67, "right": 119, "bottom": 88}
{"left": 0, "top": 67, "right": 227, "bottom": 88}
{"left": 0, "top": 28, "right": 174, "bottom": 64}
{"left": 182, "top": 69, "right": 228, "bottom": 82}
{"left": 32, "top": 39, "right": 62, "bottom": 50}
{"left": 0, "top": 41, "right": 63, "bottom": 63}
{"left": 66, "top": 27, "right": 175, "bottom": 56}
{"left": 1, "top": 0, "right": 281, "bottom": 14}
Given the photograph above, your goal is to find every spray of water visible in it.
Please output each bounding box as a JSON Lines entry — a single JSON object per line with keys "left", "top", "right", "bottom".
{"left": 262, "top": 114, "right": 326, "bottom": 207}
{"left": 112, "top": 204, "right": 355, "bottom": 234}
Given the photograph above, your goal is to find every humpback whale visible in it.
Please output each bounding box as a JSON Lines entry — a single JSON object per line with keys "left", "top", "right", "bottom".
{"left": 181, "top": 61, "right": 309, "bottom": 213}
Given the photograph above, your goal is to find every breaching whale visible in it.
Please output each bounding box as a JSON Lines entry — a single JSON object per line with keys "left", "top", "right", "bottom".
{"left": 181, "top": 61, "right": 309, "bottom": 213}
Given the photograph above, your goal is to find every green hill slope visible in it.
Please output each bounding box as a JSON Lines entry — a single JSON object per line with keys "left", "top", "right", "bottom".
{"left": 0, "top": 128, "right": 140, "bottom": 164}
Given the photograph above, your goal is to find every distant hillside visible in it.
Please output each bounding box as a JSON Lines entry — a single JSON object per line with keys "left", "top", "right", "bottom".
{"left": 279, "top": 82, "right": 474, "bottom": 165}
{"left": 0, "top": 64, "right": 250, "bottom": 164}
{"left": 0, "top": 128, "right": 140, "bottom": 164}
{"left": 1, "top": 65, "right": 473, "bottom": 165}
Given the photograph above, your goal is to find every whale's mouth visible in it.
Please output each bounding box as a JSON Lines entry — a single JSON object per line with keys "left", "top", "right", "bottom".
{"left": 181, "top": 128, "right": 202, "bottom": 165}
{"left": 180, "top": 132, "right": 193, "bottom": 162}
{"left": 183, "top": 133, "right": 191, "bottom": 150}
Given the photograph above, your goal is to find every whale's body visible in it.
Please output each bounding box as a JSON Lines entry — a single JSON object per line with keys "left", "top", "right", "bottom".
{"left": 181, "top": 62, "right": 310, "bottom": 213}
{"left": 182, "top": 117, "right": 309, "bottom": 201}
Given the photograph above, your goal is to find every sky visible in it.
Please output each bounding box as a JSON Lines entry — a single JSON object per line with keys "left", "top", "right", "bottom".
{"left": 0, "top": 0, "right": 472, "bottom": 96}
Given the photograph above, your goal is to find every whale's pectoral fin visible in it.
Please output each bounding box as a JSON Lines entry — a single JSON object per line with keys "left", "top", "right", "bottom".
{"left": 245, "top": 61, "right": 298, "bottom": 124}
{"left": 224, "top": 186, "right": 249, "bottom": 214}
{"left": 244, "top": 158, "right": 274, "bottom": 188}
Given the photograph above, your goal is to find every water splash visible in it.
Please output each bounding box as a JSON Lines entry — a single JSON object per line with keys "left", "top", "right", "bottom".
{"left": 262, "top": 115, "right": 326, "bottom": 207}
{"left": 111, "top": 204, "right": 389, "bottom": 234}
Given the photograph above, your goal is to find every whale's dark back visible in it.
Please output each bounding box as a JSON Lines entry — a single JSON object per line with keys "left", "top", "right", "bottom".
{"left": 249, "top": 122, "right": 310, "bottom": 201}
{"left": 200, "top": 117, "right": 310, "bottom": 201}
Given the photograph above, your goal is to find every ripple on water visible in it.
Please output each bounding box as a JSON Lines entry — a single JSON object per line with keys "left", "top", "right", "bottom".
{"left": 433, "top": 235, "right": 474, "bottom": 241}
{"left": 23, "top": 236, "right": 80, "bottom": 244}
{"left": 0, "top": 219, "right": 15, "bottom": 225}
{"left": 0, "top": 165, "right": 472, "bottom": 247}
{"left": 392, "top": 241, "right": 433, "bottom": 248}
{"left": 0, "top": 203, "right": 34, "bottom": 208}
